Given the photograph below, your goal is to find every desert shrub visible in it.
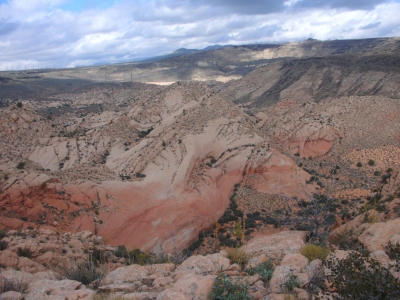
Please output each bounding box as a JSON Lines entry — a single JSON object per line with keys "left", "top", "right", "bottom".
{"left": 0, "top": 240, "right": 8, "bottom": 250}
{"left": 58, "top": 256, "right": 107, "bottom": 289}
{"left": 187, "top": 237, "right": 204, "bottom": 252}
{"left": 152, "top": 250, "right": 189, "bottom": 265}
{"left": 0, "top": 227, "right": 6, "bottom": 239}
{"left": 387, "top": 168, "right": 393, "bottom": 173}
{"left": 246, "top": 261, "right": 274, "bottom": 282}
{"left": 324, "top": 251, "right": 400, "bottom": 299}
{"left": 296, "top": 194, "right": 337, "bottom": 244}
{"left": 374, "top": 170, "right": 381, "bottom": 176}
{"left": 226, "top": 248, "right": 249, "bottom": 267}
{"left": 114, "top": 245, "right": 128, "bottom": 258}
{"left": 16, "top": 162, "right": 25, "bottom": 169}
{"left": 91, "top": 248, "right": 107, "bottom": 265}
{"left": 220, "top": 238, "right": 237, "bottom": 248}
{"left": 209, "top": 274, "right": 251, "bottom": 300}
{"left": 300, "top": 244, "right": 330, "bottom": 262}
{"left": 138, "top": 127, "right": 153, "bottom": 138}
{"left": 17, "top": 247, "right": 32, "bottom": 258}
{"left": 385, "top": 242, "right": 400, "bottom": 272}
{"left": 218, "top": 210, "right": 238, "bottom": 224}
{"left": 16, "top": 102, "right": 22, "bottom": 108}
{"left": 0, "top": 274, "right": 28, "bottom": 293}
{"left": 368, "top": 159, "right": 375, "bottom": 166}
{"left": 114, "top": 245, "right": 152, "bottom": 265}
{"left": 329, "top": 231, "right": 360, "bottom": 250}
{"left": 357, "top": 162, "right": 362, "bottom": 167}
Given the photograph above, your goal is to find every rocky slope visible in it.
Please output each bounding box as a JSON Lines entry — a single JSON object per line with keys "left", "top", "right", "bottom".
{"left": 0, "top": 81, "right": 313, "bottom": 253}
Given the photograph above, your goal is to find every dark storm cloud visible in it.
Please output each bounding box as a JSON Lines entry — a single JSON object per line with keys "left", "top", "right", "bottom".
{"left": 191, "top": 0, "right": 285, "bottom": 15}
{"left": 293, "top": 0, "right": 387, "bottom": 10}
{"left": 358, "top": 22, "right": 381, "bottom": 30}
{"left": 0, "top": 20, "right": 18, "bottom": 35}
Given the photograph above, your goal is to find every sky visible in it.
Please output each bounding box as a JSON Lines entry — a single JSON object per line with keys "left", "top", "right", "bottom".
{"left": 0, "top": 0, "right": 399, "bottom": 70}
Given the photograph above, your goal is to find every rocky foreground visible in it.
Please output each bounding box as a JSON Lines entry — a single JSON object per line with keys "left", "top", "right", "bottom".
{"left": 0, "top": 207, "right": 400, "bottom": 300}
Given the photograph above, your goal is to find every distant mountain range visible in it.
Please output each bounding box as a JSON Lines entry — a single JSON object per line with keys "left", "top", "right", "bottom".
{"left": 141, "top": 44, "right": 231, "bottom": 62}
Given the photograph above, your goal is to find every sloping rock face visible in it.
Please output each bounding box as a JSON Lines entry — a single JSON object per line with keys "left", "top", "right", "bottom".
{"left": 0, "top": 82, "right": 313, "bottom": 252}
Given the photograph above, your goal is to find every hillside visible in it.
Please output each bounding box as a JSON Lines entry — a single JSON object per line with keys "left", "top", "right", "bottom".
{"left": 1, "top": 37, "right": 400, "bottom": 299}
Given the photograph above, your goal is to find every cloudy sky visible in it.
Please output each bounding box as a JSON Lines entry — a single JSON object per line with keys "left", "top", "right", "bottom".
{"left": 0, "top": 0, "right": 399, "bottom": 70}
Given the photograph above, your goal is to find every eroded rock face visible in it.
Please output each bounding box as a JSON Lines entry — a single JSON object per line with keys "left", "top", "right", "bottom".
{"left": 0, "top": 82, "right": 313, "bottom": 252}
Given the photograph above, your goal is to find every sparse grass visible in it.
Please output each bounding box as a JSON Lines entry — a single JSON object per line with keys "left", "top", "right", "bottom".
{"left": 55, "top": 256, "right": 107, "bottom": 289}
{"left": 300, "top": 244, "right": 330, "bottom": 262}
{"left": 0, "top": 273, "right": 28, "bottom": 294}
{"left": 246, "top": 261, "right": 274, "bottom": 282}
{"left": 281, "top": 272, "right": 300, "bottom": 293}
{"left": 209, "top": 274, "right": 252, "bottom": 300}
{"left": 226, "top": 248, "right": 249, "bottom": 268}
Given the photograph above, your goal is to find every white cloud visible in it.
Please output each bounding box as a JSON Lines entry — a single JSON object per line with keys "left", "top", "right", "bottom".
{"left": 0, "top": 0, "right": 399, "bottom": 70}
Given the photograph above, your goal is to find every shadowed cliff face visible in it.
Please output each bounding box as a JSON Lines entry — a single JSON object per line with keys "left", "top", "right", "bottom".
{"left": 0, "top": 81, "right": 313, "bottom": 252}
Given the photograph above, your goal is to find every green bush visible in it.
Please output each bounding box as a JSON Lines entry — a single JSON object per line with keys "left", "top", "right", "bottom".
{"left": 246, "top": 261, "right": 274, "bottom": 282}
{"left": 16, "top": 162, "right": 25, "bottom": 169}
{"left": 357, "top": 162, "right": 362, "bottom": 167}
{"left": 17, "top": 247, "right": 32, "bottom": 258}
{"left": 114, "top": 245, "right": 152, "bottom": 265}
{"left": 0, "top": 240, "right": 8, "bottom": 250}
{"left": 281, "top": 272, "right": 300, "bottom": 293}
{"left": 368, "top": 159, "right": 375, "bottom": 166}
{"left": 324, "top": 251, "right": 400, "bottom": 299}
{"left": 209, "top": 274, "right": 251, "bottom": 300}
{"left": 0, "top": 227, "right": 6, "bottom": 239}
{"left": 16, "top": 102, "right": 22, "bottom": 108}
{"left": 300, "top": 244, "right": 330, "bottom": 262}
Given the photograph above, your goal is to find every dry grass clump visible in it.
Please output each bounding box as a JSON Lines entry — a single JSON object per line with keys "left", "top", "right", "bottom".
{"left": 54, "top": 255, "right": 108, "bottom": 290}
{"left": 300, "top": 244, "right": 330, "bottom": 262}
{"left": 0, "top": 273, "right": 28, "bottom": 294}
{"left": 226, "top": 248, "right": 249, "bottom": 267}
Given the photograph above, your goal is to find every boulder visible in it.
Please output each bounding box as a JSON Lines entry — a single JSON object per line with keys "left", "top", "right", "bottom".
{"left": 176, "top": 255, "right": 216, "bottom": 275}
{"left": 156, "top": 289, "right": 187, "bottom": 300}
{"left": 0, "top": 291, "right": 24, "bottom": 300}
{"left": 171, "top": 273, "right": 216, "bottom": 300}
{"left": 123, "top": 292, "right": 159, "bottom": 300}
{"left": 101, "top": 264, "right": 150, "bottom": 285}
{"left": 358, "top": 218, "right": 400, "bottom": 252}
{"left": 25, "top": 279, "right": 95, "bottom": 300}
{"left": 242, "top": 231, "right": 307, "bottom": 258}
{"left": 269, "top": 253, "right": 309, "bottom": 294}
